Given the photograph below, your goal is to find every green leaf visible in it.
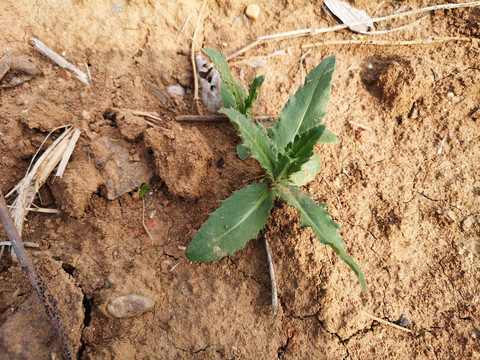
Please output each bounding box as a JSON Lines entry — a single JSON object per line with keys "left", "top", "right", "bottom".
{"left": 273, "top": 182, "right": 366, "bottom": 291}
{"left": 220, "top": 82, "right": 236, "bottom": 109}
{"left": 319, "top": 129, "right": 339, "bottom": 143}
{"left": 273, "top": 125, "right": 326, "bottom": 181}
{"left": 236, "top": 142, "right": 250, "bottom": 160}
{"left": 138, "top": 183, "right": 151, "bottom": 197}
{"left": 245, "top": 75, "right": 265, "bottom": 116}
{"left": 222, "top": 108, "right": 278, "bottom": 177}
{"left": 186, "top": 182, "right": 274, "bottom": 262}
{"left": 288, "top": 153, "right": 321, "bottom": 187}
{"left": 271, "top": 56, "right": 336, "bottom": 151}
{"left": 204, "top": 48, "right": 247, "bottom": 113}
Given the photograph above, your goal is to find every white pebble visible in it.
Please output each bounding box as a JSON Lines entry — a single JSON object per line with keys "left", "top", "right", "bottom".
{"left": 167, "top": 85, "right": 185, "bottom": 97}
{"left": 462, "top": 216, "right": 474, "bottom": 230}
{"left": 107, "top": 294, "right": 155, "bottom": 318}
{"left": 245, "top": 4, "right": 260, "bottom": 20}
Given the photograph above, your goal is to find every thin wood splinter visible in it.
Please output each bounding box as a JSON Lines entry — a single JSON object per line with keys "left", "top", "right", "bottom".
{"left": 227, "top": 1, "right": 480, "bottom": 60}
{"left": 264, "top": 232, "right": 278, "bottom": 316}
{"left": 176, "top": 114, "right": 276, "bottom": 122}
{"left": 362, "top": 310, "right": 412, "bottom": 333}
{"left": 0, "top": 191, "right": 76, "bottom": 360}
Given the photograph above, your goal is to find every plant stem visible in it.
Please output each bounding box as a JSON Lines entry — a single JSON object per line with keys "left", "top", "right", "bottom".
{"left": 0, "top": 191, "right": 76, "bottom": 360}
{"left": 264, "top": 232, "right": 278, "bottom": 315}
{"left": 142, "top": 197, "right": 154, "bottom": 244}
{"left": 176, "top": 114, "right": 276, "bottom": 122}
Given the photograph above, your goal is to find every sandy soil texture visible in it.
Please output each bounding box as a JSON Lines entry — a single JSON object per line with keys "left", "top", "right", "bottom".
{"left": 0, "top": 0, "right": 479, "bottom": 359}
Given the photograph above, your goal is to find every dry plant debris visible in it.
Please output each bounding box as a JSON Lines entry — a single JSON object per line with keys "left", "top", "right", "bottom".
{"left": 0, "top": 192, "right": 76, "bottom": 360}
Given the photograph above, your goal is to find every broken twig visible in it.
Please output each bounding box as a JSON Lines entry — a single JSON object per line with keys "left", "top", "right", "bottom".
{"left": 264, "top": 232, "right": 278, "bottom": 315}
{"left": 177, "top": 14, "right": 191, "bottom": 43}
{"left": 6, "top": 205, "right": 61, "bottom": 214}
{"left": 227, "top": 1, "right": 480, "bottom": 59}
{"left": 0, "top": 241, "right": 39, "bottom": 248}
{"left": 436, "top": 135, "right": 446, "bottom": 155}
{"left": 362, "top": 310, "right": 412, "bottom": 333}
{"left": 322, "top": 175, "right": 342, "bottom": 209}
{"left": 131, "top": 110, "right": 163, "bottom": 123}
{"left": 176, "top": 114, "right": 276, "bottom": 122}
{"left": 349, "top": 120, "right": 372, "bottom": 132}
{"left": 303, "top": 36, "right": 479, "bottom": 49}
{"left": 0, "top": 191, "right": 76, "bottom": 359}
{"left": 56, "top": 128, "right": 81, "bottom": 178}
{"left": 30, "top": 37, "right": 89, "bottom": 85}
{"left": 191, "top": 0, "right": 208, "bottom": 112}
{"left": 142, "top": 197, "right": 154, "bottom": 244}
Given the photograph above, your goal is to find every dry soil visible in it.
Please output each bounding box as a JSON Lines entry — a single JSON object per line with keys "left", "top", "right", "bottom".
{"left": 0, "top": 1, "right": 479, "bottom": 359}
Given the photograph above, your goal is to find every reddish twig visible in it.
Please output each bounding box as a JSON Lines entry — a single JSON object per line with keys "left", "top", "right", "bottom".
{"left": 0, "top": 191, "right": 76, "bottom": 360}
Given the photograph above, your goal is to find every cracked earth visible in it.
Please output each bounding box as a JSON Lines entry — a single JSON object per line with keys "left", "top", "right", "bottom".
{"left": 0, "top": 0, "right": 479, "bottom": 359}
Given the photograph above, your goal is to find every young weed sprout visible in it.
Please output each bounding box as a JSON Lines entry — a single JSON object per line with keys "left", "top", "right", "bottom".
{"left": 186, "top": 49, "right": 366, "bottom": 293}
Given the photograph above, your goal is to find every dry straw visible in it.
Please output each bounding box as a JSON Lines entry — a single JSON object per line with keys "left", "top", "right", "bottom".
{"left": 227, "top": 1, "right": 480, "bottom": 60}
{"left": 2, "top": 126, "right": 81, "bottom": 254}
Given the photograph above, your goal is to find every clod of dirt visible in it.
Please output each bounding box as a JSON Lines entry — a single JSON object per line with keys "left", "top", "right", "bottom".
{"left": 0, "top": 294, "right": 62, "bottom": 359}
{"left": 90, "top": 136, "right": 153, "bottom": 200}
{"left": 50, "top": 156, "right": 103, "bottom": 218}
{"left": 21, "top": 100, "right": 75, "bottom": 132}
{"left": 471, "top": 107, "right": 480, "bottom": 121}
{"left": 462, "top": 216, "right": 476, "bottom": 231}
{"left": 0, "top": 252, "right": 84, "bottom": 359}
{"left": 116, "top": 110, "right": 147, "bottom": 141}
{"left": 106, "top": 294, "right": 155, "bottom": 318}
{"left": 51, "top": 133, "right": 153, "bottom": 217}
{"left": 361, "top": 56, "right": 431, "bottom": 114}
{"left": 355, "top": 128, "right": 370, "bottom": 144}
{"left": 145, "top": 121, "right": 216, "bottom": 200}
{"left": 0, "top": 54, "right": 40, "bottom": 88}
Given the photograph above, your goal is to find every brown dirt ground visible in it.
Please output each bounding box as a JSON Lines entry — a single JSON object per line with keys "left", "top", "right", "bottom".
{"left": 1, "top": 0, "right": 479, "bottom": 359}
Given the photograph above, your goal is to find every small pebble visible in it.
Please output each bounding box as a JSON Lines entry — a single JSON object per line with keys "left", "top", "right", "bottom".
{"left": 111, "top": 4, "right": 124, "bottom": 14}
{"left": 446, "top": 210, "right": 457, "bottom": 222}
{"left": 245, "top": 4, "right": 260, "bottom": 20}
{"left": 82, "top": 110, "right": 91, "bottom": 120}
{"left": 60, "top": 68, "right": 72, "bottom": 80}
{"left": 398, "top": 314, "right": 411, "bottom": 327}
{"left": 167, "top": 85, "right": 185, "bottom": 97}
{"left": 355, "top": 129, "right": 370, "bottom": 144}
{"left": 107, "top": 294, "right": 155, "bottom": 318}
{"left": 462, "top": 216, "right": 474, "bottom": 230}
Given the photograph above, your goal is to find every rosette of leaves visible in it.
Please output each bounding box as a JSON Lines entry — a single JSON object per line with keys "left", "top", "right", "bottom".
{"left": 186, "top": 49, "right": 366, "bottom": 291}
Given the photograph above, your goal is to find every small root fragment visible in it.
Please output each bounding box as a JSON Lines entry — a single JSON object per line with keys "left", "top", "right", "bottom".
{"left": 362, "top": 311, "right": 412, "bottom": 333}
{"left": 264, "top": 232, "right": 278, "bottom": 315}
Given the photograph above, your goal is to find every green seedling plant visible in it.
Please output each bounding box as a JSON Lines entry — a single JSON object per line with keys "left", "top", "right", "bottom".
{"left": 186, "top": 49, "right": 366, "bottom": 291}
{"left": 138, "top": 183, "right": 151, "bottom": 198}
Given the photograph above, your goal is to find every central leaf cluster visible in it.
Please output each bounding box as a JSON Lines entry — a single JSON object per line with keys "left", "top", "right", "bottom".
{"left": 186, "top": 49, "right": 366, "bottom": 292}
